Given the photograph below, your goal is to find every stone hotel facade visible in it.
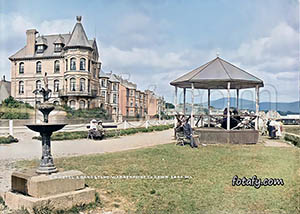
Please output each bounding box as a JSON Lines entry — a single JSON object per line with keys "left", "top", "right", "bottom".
{"left": 9, "top": 16, "right": 101, "bottom": 109}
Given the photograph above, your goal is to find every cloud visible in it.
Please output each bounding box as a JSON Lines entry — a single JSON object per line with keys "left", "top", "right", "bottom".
{"left": 0, "top": 13, "right": 74, "bottom": 78}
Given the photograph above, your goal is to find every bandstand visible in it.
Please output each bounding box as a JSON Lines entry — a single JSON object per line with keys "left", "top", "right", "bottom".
{"left": 170, "top": 57, "right": 264, "bottom": 144}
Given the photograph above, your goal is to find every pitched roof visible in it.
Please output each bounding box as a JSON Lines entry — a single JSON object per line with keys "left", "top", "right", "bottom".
{"left": 170, "top": 57, "right": 264, "bottom": 89}
{"left": 0, "top": 80, "right": 11, "bottom": 103}
{"left": 109, "top": 73, "right": 120, "bottom": 83}
{"left": 9, "top": 34, "right": 71, "bottom": 59}
{"left": 99, "top": 69, "right": 110, "bottom": 78}
{"left": 65, "top": 16, "right": 92, "bottom": 49}
{"left": 53, "top": 34, "right": 65, "bottom": 44}
{"left": 36, "top": 36, "right": 48, "bottom": 45}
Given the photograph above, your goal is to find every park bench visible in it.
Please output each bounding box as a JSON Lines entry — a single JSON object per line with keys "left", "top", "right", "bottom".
{"left": 86, "top": 124, "right": 118, "bottom": 140}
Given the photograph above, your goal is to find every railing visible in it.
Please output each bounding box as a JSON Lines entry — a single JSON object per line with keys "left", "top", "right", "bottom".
{"left": 58, "top": 89, "right": 98, "bottom": 97}
{"left": 176, "top": 113, "right": 257, "bottom": 130}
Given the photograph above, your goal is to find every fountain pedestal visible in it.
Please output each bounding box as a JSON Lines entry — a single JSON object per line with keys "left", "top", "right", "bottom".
{"left": 26, "top": 124, "right": 66, "bottom": 174}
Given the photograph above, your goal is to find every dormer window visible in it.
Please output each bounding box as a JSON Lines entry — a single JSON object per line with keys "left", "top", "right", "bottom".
{"left": 37, "top": 45, "right": 44, "bottom": 53}
{"left": 54, "top": 44, "right": 62, "bottom": 52}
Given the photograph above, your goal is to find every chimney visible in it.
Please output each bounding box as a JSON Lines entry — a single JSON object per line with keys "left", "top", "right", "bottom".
{"left": 25, "top": 29, "right": 38, "bottom": 56}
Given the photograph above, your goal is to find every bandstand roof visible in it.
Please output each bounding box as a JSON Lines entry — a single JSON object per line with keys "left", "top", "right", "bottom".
{"left": 170, "top": 57, "right": 264, "bottom": 89}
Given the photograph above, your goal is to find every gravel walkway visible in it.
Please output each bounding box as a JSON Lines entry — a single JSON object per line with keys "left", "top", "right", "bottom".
{"left": 0, "top": 129, "right": 174, "bottom": 194}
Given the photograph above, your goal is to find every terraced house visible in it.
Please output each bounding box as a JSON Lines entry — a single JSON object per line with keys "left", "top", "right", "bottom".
{"left": 9, "top": 16, "right": 101, "bottom": 109}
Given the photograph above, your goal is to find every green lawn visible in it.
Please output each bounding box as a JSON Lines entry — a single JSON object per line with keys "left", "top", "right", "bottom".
{"left": 18, "top": 143, "right": 299, "bottom": 214}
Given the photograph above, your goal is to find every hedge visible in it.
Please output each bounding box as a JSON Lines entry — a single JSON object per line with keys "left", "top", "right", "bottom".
{"left": 0, "top": 135, "right": 19, "bottom": 144}
{"left": 284, "top": 133, "right": 300, "bottom": 147}
{"left": 33, "top": 124, "right": 174, "bottom": 141}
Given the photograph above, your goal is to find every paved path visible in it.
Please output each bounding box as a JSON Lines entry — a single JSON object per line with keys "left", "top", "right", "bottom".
{"left": 0, "top": 129, "right": 174, "bottom": 193}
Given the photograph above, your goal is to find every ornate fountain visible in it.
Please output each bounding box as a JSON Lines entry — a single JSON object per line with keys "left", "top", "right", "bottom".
{"left": 26, "top": 73, "right": 66, "bottom": 174}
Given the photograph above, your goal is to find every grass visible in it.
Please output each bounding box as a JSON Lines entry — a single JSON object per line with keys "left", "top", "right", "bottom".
{"left": 18, "top": 143, "right": 299, "bottom": 214}
{"left": 284, "top": 125, "right": 300, "bottom": 135}
{"left": 32, "top": 124, "right": 174, "bottom": 141}
{"left": 0, "top": 135, "right": 18, "bottom": 144}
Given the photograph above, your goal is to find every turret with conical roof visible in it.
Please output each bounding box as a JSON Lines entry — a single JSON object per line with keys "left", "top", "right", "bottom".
{"left": 65, "top": 16, "right": 93, "bottom": 50}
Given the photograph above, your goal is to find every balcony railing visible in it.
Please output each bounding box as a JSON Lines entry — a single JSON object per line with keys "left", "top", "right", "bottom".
{"left": 58, "top": 89, "right": 98, "bottom": 98}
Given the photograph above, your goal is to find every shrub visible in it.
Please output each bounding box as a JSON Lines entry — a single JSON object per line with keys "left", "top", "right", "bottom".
{"left": 0, "top": 135, "right": 18, "bottom": 144}
{"left": 2, "top": 96, "right": 33, "bottom": 109}
{"left": 284, "top": 133, "right": 300, "bottom": 147}
{"left": 63, "top": 105, "right": 109, "bottom": 120}
{"left": 0, "top": 111, "right": 29, "bottom": 119}
{"left": 32, "top": 124, "right": 174, "bottom": 141}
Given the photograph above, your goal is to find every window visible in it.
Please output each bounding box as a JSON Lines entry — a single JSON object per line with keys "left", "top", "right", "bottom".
{"left": 19, "top": 81, "right": 24, "bottom": 94}
{"left": 79, "top": 100, "right": 85, "bottom": 109}
{"left": 80, "top": 58, "right": 86, "bottom": 70}
{"left": 80, "top": 78, "right": 85, "bottom": 91}
{"left": 88, "top": 60, "right": 90, "bottom": 72}
{"left": 54, "top": 44, "right": 62, "bottom": 52}
{"left": 69, "top": 100, "right": 76, "bottom": 109}
{"left": 37, "top": 45, "right": 44, "bottom": 53}
{"left": 130, "top": 90, "right": 133, "bottom": 96}
{"left": 70, "top": 58, "right": 76, "bottom": 70}
{"left": 101, "top": 79, "right": 106, "bottom": 87}
{"left": 101, "top": 90, "right": 106, "bottom": 99}
{"left": 36, "top": 61, "right": 42, "bottom": 73}
{"left": 113, "top": 94, "right": 117, "bottom": 104}
{"left": 70, "top": 78, "right": 76, "bottom": 91}
{"left": 53, "top": 101, "right": 59, "bottom": 105}
{"left": 88, "top": 79, "right": 90, "bottom": 92}
{"left": 112, "top": 83, "right": 117, "bottom": 91}
{"left": 65, "top": 59, "right": 68, "bottom": 71}
{"left": 36, "top": 80, "right": 42, "bottom": 90}
{"left": 54, "top": 60, "right": 60, "bottom": 73}
{"left": 54, "top": 80, "right": 59, "bottom": 92}
{"left": 19, "top": 62, "right": 24, "bottom": 74}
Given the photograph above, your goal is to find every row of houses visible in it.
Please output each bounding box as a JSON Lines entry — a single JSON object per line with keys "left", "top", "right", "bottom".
{"left": 6, "top": 16, "right": 165, "bottom": 120}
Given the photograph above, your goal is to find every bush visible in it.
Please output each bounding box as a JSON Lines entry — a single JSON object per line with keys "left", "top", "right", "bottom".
{"left": 0, "top": 135, "right": 18, "bottom": 144}
{"left": 63, "top": 105, "right": 109, "bottom": 120}
{"left": 33, "top": 124, "right": 174, "bottom": 141}
{"left": 2, "top": 96, "right": 33, "bottom": 109}
{"left": 284, "top": 133, "right": 300, "bottom": 147}
{"left": 0, "top": 111, "right": 29, "bottom": 119}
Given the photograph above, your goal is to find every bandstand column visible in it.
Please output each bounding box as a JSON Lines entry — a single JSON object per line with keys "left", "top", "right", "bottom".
{"left": 208, "top": 89, "right": 211, "bottom": 127}
{"left": 227, "top": 82, "right": 231, "bottom": 130}
{"left": 174, "top": 86, "right": 178, "bottom": 127}
{"left": 183, "top": 88, "right": 186, "bottom": 116}
{"left": 236, "top": 89, "right": 239, "bottom": 111}
{"left": 191, "top": 83, "right": 195, "bottom": 128}
{"left": 255, "top": 85, "right": 260, "bottom": 130}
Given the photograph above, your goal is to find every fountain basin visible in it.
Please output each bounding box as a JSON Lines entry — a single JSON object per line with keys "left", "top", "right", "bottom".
{"left": 26, "top": 124, "right": 67, "bottom": 133}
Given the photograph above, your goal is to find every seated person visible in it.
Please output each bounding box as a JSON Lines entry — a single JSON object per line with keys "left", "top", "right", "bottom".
{"left": 88, "top": 119, "right": 103, "bottom": 139}
{"left": 96, "top": 120, "right": 104, "bottom": 139}
{"left": 182, "top": 118, "right": 198, "bottom": 148}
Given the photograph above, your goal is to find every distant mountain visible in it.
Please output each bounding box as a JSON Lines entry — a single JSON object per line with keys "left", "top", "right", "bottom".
{"left": 202, "top": 98, "right": 300, "bottom": 113}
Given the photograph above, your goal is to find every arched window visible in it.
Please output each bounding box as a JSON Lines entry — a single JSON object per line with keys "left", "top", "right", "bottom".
{"left": 80, "top": 78, "right": 85, "bottom": 91}
{"left": 19, "top": 81, "right": 24, "bottom": 94}
{"left": 19, "top": 62, "right": 24, "bottom": 74}
{"left": 36, "top": 80, "right": 42, "bottom": 90}
{"left": 70, "top": 58, "right": 76, "bottom": 70}
{"left": 70, "top": 78, "right": 76, "bottom": 91}
{"left": 54, "top": 80, "right": 59, "bottom": 92}
{"left": 79, "top": 100, "right": 85, "bottom": 109}
{"left": 36, "top": 61, "right": 42, "bottom": 73}
{"left": 54, "top": 60, "right": 60, "bottom": 73}
{"left": 80, "top": 58, "right": 86, "bottom": 70}
{"left": 69, "top": 100, "right": 76, "bottom": 109}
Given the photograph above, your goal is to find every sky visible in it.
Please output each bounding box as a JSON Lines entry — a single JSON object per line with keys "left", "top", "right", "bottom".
{"left": 0, "top": 0, "right": 299, "bottom": 104}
